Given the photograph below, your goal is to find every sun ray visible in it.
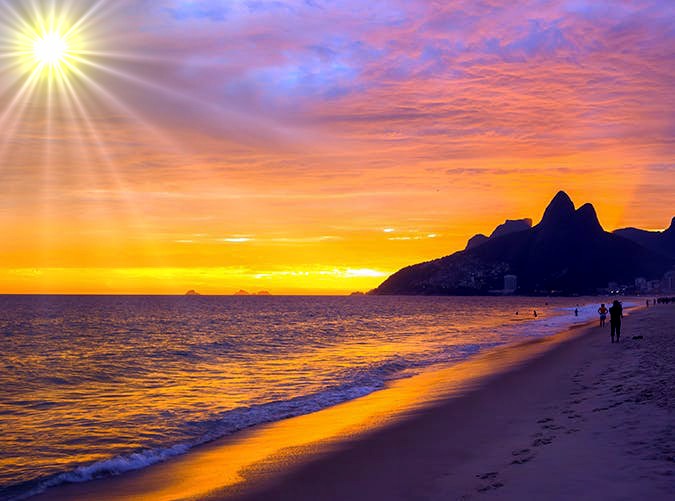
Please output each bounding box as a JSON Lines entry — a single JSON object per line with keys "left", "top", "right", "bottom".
{"left": 65, "top": 49, "right": 178, "bottom": 64}
{"left": 65, "top": 52, "right": 280, "bottom": 145}
{"left": 62, "top": 0, "right": 111, "bottom": 41}
{"left": 58, "top": 65, "right": 146, "bottom": 216}
{"left": 0, "top": 64, "right": 43, "bottom": 141}
{"left": 0, "top": 61, "right": 31, "bottom": 95}
{"left": 61, "top": 57, "right": 187, "bottom": 150}
{"left": 0, "top": 2, "right": 35, "bottom": 35}
{"left": 68, "top": 53, "right": 217, "bottom": 108}
{"left": 0, "top": 0, "right": 197, "bottom": 274}
{"left": 56, "top": 65, "right": 151, "bottom": 252}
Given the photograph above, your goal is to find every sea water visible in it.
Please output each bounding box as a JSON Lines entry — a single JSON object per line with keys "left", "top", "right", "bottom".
{"left": 0, "top": 295, "right": 616, "bottom": 499}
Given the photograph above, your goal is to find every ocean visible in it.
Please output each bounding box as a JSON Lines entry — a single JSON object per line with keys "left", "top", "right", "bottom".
{"left": 0, "top": 295, "right": 612, "bottom": 500}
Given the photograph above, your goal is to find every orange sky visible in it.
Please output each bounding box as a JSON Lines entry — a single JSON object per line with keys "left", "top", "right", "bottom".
{"left": 0, "top": 0, "right": 673, "bottom": 294}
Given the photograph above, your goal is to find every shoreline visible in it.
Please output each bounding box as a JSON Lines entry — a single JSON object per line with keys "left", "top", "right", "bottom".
{"left": 30, "top": 304, "right": 674, "bottom": 500}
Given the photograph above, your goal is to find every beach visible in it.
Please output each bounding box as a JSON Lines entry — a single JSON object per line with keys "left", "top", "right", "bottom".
{"left": 3, "top": 2, "right": 674, "bottom": 500}
{"left": 31, "top": 304, "right": 674, "bottom": 501}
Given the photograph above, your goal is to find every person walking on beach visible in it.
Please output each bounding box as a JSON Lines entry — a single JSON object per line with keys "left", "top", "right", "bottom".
{"left": 609, "top": 300, "right": 623, "bottom": 343}
{"left": 598, "top": 303, "right": 608, "bottom": 327}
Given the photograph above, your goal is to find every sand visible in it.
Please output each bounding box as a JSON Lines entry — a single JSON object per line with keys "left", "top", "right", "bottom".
{"left": 33, "top": 305, "right": 675, "bottom": 501}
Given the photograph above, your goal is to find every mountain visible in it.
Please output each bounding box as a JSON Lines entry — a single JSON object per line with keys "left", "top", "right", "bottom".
{"left": 373, "top": 191, "right": 674, "bottom": 295}
{"left": 466, "top": 218, "right": 532, "bottom": 250}
{"left": 490, "top": 218, "right": 533, "bottom": 239}
{"left": 614, "top": 217, "right": 675, "bottom": 259}
{"left": 465, "top": 233, "right": 489, "bottom": 250}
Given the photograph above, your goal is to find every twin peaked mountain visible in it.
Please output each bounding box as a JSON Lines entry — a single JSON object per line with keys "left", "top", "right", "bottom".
{"left": 373, "top": 191, "right": 675, "bottom": 295}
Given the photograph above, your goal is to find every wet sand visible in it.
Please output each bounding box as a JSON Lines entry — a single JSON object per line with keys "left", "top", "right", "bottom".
{"left": 35, "top": 305, "right": 675, "bottom": 501}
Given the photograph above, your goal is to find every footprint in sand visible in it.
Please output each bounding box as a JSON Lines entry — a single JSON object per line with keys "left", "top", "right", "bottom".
{"left": 511, "top": 448, "right": 535, "bottom": 465}
{"left": 532, "top": 436, "right": 554, "bottom": 447}
{"left": 476, "top": 472, "right": 498, "bottom": 480}
{"left": 477, "top": 482, "right": 504, "bottom": 492}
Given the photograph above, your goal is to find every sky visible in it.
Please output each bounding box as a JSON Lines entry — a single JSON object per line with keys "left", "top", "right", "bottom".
{"left": 0, "top": 0, "right": 673, "bottom": 294}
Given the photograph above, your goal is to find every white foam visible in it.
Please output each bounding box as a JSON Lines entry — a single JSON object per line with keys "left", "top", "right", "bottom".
{"left": 13, "top": 444, "right": 191, "bottom": 500}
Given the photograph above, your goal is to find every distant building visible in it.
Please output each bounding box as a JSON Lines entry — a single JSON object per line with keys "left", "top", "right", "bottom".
{"left": 648, "top": 280, "right": 662, "bottom": 292}
{"left": 504, "top": 274, "right": 518, "bottom": 293}
{"left": 634, "top": 277, "right": 647, "bottom": 292}
{"left": 663, "top": 271, "right": 675, "bottom": 293}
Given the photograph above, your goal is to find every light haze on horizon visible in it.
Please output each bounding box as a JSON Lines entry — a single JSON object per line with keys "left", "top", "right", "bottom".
{"left": 0, "top": 0, "right": 673, "bottom": 294}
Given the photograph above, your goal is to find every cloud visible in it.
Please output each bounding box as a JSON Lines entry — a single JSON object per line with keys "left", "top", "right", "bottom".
{"left": 0, "top": 0, "right": 673, "bottom": 291}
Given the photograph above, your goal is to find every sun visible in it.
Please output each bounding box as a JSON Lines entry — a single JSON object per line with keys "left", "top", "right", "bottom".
{"left": 34, "top": 32, "right": 69, "bottom": 67}
{"left": 10, "top": 10, "right": 85, "bottom": 83}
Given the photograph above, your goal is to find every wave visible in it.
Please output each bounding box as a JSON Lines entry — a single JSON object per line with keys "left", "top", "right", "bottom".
{"left": 5, "top": 371, "right": 393, "bottom": 499}
{"left": 8, "top": 342, "right": 491, "bottom": 500}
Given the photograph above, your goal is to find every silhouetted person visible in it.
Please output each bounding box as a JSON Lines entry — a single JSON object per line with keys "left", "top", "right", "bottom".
{"left": 598, "top": 303, "right": 608, "bottom": 327}
{"left": 609, "top": 300, "right": 623, "bottom": 343}
{"left": 574, "top": 308, "right": 579, "bottom": 317}
{"left": 533, "top": 310, "right": 538, "bottom": 318}
{"left": 646, "top": 299, "right": 649, "bottom": 307}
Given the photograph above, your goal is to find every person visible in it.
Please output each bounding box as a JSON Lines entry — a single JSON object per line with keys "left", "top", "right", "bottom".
{"left": 608, "top": 300, "right": 623, "bottom": 343}
{"left": 533, "top": 310, "right": 538, "bottom": 318}
{"left": 574, "top": 308, "right": 579, "bottom": 317}
{"left": 646, "top": 299, "right": 649, "bottom": 307}
{"left": 598, "top": 303, "right": 608, "bottom": 327}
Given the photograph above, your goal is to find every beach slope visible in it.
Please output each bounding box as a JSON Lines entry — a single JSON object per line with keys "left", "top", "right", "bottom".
{"left": 228, "top": 306, "right": 675, "bottom": 500}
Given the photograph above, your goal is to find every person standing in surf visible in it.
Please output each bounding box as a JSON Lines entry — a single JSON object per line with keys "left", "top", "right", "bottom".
{"left": 598, "top": 303, "right": 608, "bottom": 327}
{"left": 608, "top": 300, "right": 623, "bottom": 343}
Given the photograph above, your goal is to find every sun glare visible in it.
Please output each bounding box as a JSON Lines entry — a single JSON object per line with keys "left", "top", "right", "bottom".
{"left": 24, "top": 21, "right": 79, "bottom": 81}
{"left": 34, "top": 32, "right": 68, "bottom": 67}
{"left": 6, "top": 8, "right": 88, "bottom": 84}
